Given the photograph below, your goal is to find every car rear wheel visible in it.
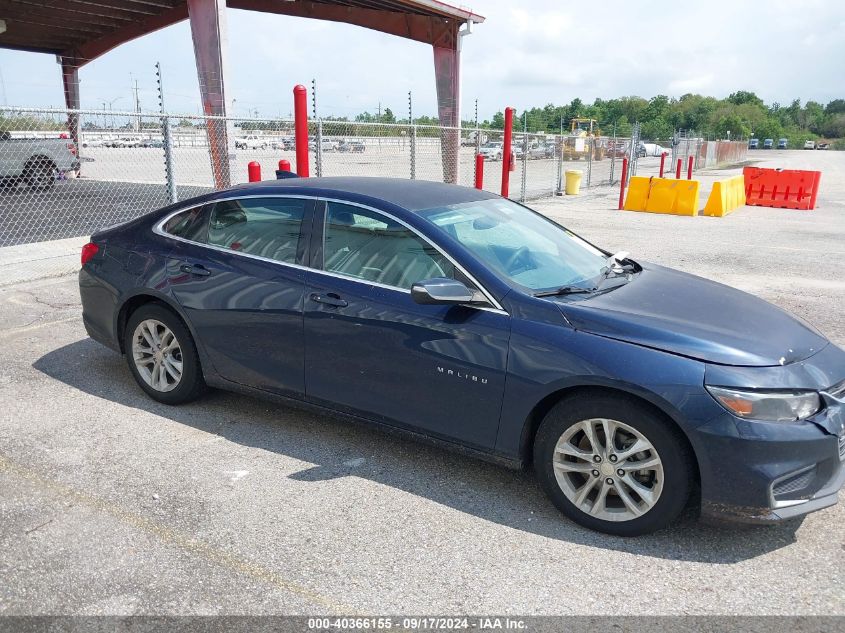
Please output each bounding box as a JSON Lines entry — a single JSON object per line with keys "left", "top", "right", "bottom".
{"left": 25, "top": 157, "right": 56, "bottom": 190}
{"left": 124, "top": 303, "right": 206, "bottom": 405}
{"left": 534, "top": 393, "right": 693, "bottom": 536}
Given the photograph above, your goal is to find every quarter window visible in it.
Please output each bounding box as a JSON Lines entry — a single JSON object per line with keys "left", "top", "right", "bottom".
{"left": 162, "top": 205, "right": 210, "bottom": 242}
{"left": 323, "top": 202, "right": 454, "bottom": 289}
{"left": 207, "top": 197, "right": 306, "bottom": 264}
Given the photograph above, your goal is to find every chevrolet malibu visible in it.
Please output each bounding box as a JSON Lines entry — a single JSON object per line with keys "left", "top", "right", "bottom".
{"left": 79, "top": 177, "right": 845, "bottom": 536}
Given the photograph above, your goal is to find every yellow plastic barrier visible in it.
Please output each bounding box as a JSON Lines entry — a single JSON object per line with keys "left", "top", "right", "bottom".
{"left": 623, "top": 177, "right": 700, "bottom": 216}
{"left": 703, "top": 175, "right": 747, "bottom": 217}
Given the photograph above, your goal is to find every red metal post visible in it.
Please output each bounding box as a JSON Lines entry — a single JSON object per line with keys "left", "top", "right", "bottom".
{"left": 248, "top": 161, "right": 261, "bottom": 182}
{"left": 675, "top": 158, "right": 682, "bottom": 179}
{"left": 659, "top": 152, "right": 667, "bottom": 178}
{"left": 618, "top": 157, "right": 629, "bottom": 210}
{"left": 475, "top": 154, "right": 484, "bottom": 190}
{"left": 278, "top": 159, "right": 291, "bottom": 172}
{"left": 501, "top": 107, "right": 514, "bottom": 198}
{"left": 293, "top": 84, "right": 309, "bottom": 178}
{"left": 687, "top": 155, "right": 694, "bottom": 180}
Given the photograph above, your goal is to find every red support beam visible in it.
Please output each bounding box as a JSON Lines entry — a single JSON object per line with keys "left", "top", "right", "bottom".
{"left": 61, "top": 59, "right": 81, "bottom": 173}
{"left": 474, "top": 153, "right": 484, "bottom": 189}
{"left": 187, "top": 0, "right": 234, "bottom": 189}
{"left": 293, "top": 84, "right": 310, "bottom": 178}
{"left": 501, "top": 107, "right": 514, "bottom": 198}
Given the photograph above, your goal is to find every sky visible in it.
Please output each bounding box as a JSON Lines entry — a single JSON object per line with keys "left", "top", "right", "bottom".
{"left": 1, "top": 0, "right": 844, "bottom": 121}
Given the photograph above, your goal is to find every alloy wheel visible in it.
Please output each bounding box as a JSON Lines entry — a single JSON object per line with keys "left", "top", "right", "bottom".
{"left": 131, "top": 319, "right": 183, "bottom": 392}
{"left": 552, "top": 418, "right": 664, "bottom": 522}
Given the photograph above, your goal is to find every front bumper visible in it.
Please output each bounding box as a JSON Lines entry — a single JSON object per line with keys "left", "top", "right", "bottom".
{"left": 689, "top": 347, "right": 845, "bottom": 524}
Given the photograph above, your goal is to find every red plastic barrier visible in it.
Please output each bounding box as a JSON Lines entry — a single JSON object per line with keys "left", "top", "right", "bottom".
{"left": 293, "top": 84, "right": 309, "bottom": 178}
{"left": 475, "top": 154, "right": 484, "bottom": 190}
{"left": 501, "top": 107, "right": 514, "bottom": 197}
{"left": 743, "top": 167, "right": 822, "bottom": 210}
{"left": 617, "top": 157, "right": 628, "bottom": 210}
{"left": 278, "top": 159, "right": 291, "bottom": 172}
{"left": 248, "top": 161, "right": 261, "bottom": 182}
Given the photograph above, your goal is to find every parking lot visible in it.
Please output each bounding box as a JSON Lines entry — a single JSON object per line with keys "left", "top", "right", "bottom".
{"left": 1, "top": 150, "right": 843, "bottom": 615}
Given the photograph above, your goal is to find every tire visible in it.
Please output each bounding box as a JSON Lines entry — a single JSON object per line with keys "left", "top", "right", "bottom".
{"left": 533, "top": 393, "right": 693, "bottom": 536}
{"left": 25, "top": 156, "right": 56, "bottom": 190}
{"left": 124, "top": 303, "right": 207, "bottom": 405}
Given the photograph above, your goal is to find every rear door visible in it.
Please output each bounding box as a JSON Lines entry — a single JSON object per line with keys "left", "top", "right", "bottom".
{"left": 163, "top": 195, "right": 313, "bottom": 398}
{"left": 302, "top": 200, "right": 511, "bottom": 449}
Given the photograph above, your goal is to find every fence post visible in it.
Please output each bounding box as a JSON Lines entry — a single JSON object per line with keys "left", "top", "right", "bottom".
{"left": 618, "top": 157, "right": 628, "bottom": 210}
{"left": 609, "top": 122, "right": 617, "bottom": 184}
{"left": 659, "top": 152, "right": 667, "bottom": 178}
{"left": 475, "top": 154, "right": 484, "bottom": 190}
{"left": 501, "top": 107, "right": 514, "bottom": 198}
{"left": 315, "top": 119, "right": 323, "bottom": 177}
{"left": 410, "top": 124, "right": 417, "bottom": 180}
{"left": 556, "top": 135, "right": 563, "bottom": 195}
{"left": 586, "top": 136, "right": 593, "bottom": 187}
{"left": 293, "top": 84, "right": 309, "bottom": 177}
{"left": 520, "top": 134, "right": 527, "bottom": 202}
{"left": 162, "top": 114, "right": 177, "bottom": 203}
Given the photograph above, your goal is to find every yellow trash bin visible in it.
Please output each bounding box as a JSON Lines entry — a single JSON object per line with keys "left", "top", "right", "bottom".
{"left": 565, "top": 169, "right": 583, "bottom": 195}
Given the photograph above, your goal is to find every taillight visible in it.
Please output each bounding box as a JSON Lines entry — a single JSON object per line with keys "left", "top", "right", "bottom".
{"left": 81, "top": 242, "right": 99, "bottom": 265}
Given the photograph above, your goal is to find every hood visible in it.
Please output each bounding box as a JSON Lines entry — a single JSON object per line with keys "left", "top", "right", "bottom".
{"left": 557, "top": 263, "right": 828, "bottom": 367}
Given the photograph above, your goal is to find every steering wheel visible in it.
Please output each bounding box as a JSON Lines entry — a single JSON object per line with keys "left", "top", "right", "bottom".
{"left": 504, "top": 246, "right": 530, "bottom": 274}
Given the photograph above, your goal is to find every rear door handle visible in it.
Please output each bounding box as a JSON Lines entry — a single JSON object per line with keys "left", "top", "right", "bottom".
{"left": 310, "top": 292, "right": 348, "bottom": 308}
{"left": 180, "top": 263, "right": 211, "bottom": 276}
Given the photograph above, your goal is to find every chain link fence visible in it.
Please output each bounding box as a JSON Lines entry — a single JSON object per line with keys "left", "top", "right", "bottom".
{"left": 1, "top": 107, "right": 658, "bottom": 268}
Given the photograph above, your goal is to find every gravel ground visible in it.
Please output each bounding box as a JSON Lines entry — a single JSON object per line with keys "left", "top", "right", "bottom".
{"left": 0, "top": 150, "right": 843, "bottom": 616}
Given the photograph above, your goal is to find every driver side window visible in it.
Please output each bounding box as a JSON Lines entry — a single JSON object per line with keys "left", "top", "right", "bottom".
{"left": 322, "top": 203, "right": 455, "bottom": 290}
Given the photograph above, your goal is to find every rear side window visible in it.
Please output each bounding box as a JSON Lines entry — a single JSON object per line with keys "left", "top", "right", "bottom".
{"left": 207, "top": 197, "right": 306, "bottom": 264}
{"left": 322, "top": 202, "right": 454, "bottom": 289}
{"left": 162, "top": 205, "right": 210, "bottom": 242}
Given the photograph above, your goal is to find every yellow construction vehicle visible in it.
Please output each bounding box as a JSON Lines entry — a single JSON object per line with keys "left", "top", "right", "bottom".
{"left": 560, "top": 118, "right": 605, "bottom": 161}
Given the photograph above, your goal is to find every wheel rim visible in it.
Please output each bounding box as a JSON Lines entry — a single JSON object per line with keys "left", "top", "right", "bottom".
{"left": 552, "top": 418, "right": 664, "bottom": 522}
{"left": 31, "top": 162, "right": 54, "bottom": 187}
{"left": 131, "top": 319, "right": 183, "bottom": 392}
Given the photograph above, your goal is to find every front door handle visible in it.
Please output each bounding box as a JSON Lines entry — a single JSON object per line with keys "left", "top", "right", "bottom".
{"left": 310, "top": 292, "right": 348, "bottom": 308}
{"left": 180, "top": 263, "right": 211, "bottom": 276}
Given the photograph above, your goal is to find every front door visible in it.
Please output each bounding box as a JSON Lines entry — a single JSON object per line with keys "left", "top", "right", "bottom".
{"left": 303, "top": 201, "right": 511, "bottom": 449}
{"left": 165, "top": 196, "right": 312, "bottom": 398}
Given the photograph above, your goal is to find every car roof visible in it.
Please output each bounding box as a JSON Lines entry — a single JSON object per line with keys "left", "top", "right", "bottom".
{"left": 219, "top": 176, "right": 499, "bottom": 211}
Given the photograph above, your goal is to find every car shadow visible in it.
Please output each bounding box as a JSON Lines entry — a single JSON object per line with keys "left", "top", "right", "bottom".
{"left": 33, "top": 338, "right": 806, "bottom": 564}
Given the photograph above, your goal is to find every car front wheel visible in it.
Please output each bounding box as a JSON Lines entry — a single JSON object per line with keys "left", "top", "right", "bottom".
{"left": 124, "top": 303, "right": 206, "bottom": 405}
{"left": 534, "top": 393, "right": 693, "bottom": 536}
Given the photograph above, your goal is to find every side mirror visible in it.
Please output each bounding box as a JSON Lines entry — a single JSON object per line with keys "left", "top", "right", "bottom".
{"left": 411, "top": 278, "right": 476, "bottom": 306}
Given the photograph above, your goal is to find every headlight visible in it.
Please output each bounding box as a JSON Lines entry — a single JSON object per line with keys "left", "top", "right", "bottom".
{"left": 706, "top": 386, "right": 821, "bottom": 422}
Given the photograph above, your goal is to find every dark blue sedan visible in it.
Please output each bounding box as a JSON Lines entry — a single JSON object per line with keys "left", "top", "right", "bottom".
{"left": 79, "top": 177, "right": 845, "bottom": 536}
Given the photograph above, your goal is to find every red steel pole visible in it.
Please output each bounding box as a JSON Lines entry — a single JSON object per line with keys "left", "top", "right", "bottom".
{"left": 475, "top": 154, "right": 484, "bottom": 190}
{"left": 659, "top": 152, "right": 667, "bottom": 178}
{"left": 501, "top": 107, "right": 514, "bottom": 198}
{"left": 247, "top": 161, "right": 261, "bottom": 182}
{"left": 278, "top": 159, "right": 291, "bottom": 172}
{"left": 618, "top": 157, "right": 629, "bottom": 210}
{"left": 293, "top": 84, "right": 309, "bottom": 178}
{"left": 675, "top": 158, "right": 682, "bottom": 179}
{"left": 687, "top": 155, "right": 694, "bottom": 180}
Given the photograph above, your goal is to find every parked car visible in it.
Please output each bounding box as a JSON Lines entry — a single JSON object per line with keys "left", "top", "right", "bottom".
{"left": 109, "top": 137, "right": 142, "bottom": 148}
{"left": 139, "top": 138, "right": 164, "bottom": 149}
{"left": 338, "top": 139, "right": 366, "bottom": 153}
{"left": 79, "top": 177, "right": 845, "bottom": 536}
{"left": 748, "top": 138, "right": 759, "bottom": 149}
{"left": 803, "top": 140, "right": 815, "bottom": 150}
{"left": 81, "top": 138, "right": 110, "bottom": 148}
{"left": 0, "top": 131, "right": 80, "bottom": 189}
{"left": 478, "top": 141, "right": 504, "bottom": 161}
{"left": 308, "top": 138, "right": 337, "bottom": 153}
{"left": 271, "top": 137, "right": 294, "bottom": 151}
{"left": 606, "top": 140, "right": 629, "bottom": 158}
{"left": 816, "top": 142, "right": 830, "bottom": 150}
{"left": 526, "top": 143, "right": 554, "bottom": 159}
{"left": 642, "top": 143, "right": 670, "bottom": 157}
{"left": 763, "top": 138, "right": 774, "bottom": 149}
{"left": 778, "top": 138, "right": 788, "bottom": 149}
{"left": 235, "top": 135, "right": 268, "bottom": 150}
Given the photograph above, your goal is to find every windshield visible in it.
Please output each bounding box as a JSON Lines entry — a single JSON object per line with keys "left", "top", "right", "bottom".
{"left": 419, "top": 198, "right": 609, "bottom": 291}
